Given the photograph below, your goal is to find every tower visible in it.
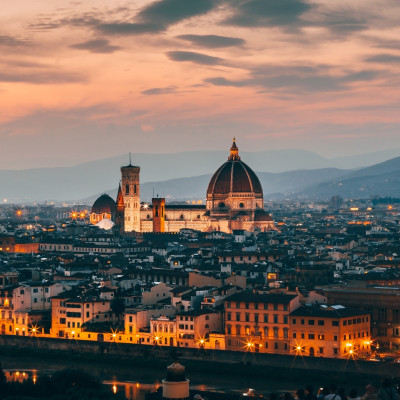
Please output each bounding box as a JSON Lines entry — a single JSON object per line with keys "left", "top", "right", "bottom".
{"left": 162, "top": 362, "right": 189, "bottom": 400}
{"left": 121, "top": 163, "right": 141, "bottom": 232}
{"left": 152, "top": 197, "right": 165, "bottom": 233}
{"left": 115, "top": 184, "right": 125, "bottom": 234}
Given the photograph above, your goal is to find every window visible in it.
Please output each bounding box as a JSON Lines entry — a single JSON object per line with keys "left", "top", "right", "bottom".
{"left": 239, "top": 202, "right": 244, "bottom": 208}
{"left": 273, "top": 327, "right": 279, "bottom": 338}
{"left": 254, "top": 314, "right": 259, "bottom": 323}
{"left": 318, "top": 320, "right": 324, "bottom": 326}
{"left": 283, "top": 316, "right": 288, "bottom": 324}
{"left": 236, "top": 313, "right": 241, "bottom": 321}
{"left": 308, "top": 334, "right": 315, "bottom": 339}
{"left": 274, "top": 315, "right": 278, "bottom": 324}
{"left": 274, "top": 342, "right": 278, "bottom": 349}
{"left": 245, "top": 313, "right": 250, "bottom": 322}
{"left": 292, "top": 318, "right": 296, "bottom": 324}
{"left": 283, "top": 328, "right": 288, "bottom": 338}
{"left": 343, "top": 320, "right": 347, "bottom": 326}
{"left": 284, "top": 304, "right": 288, "bottom": 311}
{"left": 293, "top": 332, "right": 297, "bottom": 338}
{"left": 227, "top": 312, "right": 231, "bottom": 321}
{"left": 308, "top": 320, "right": 315, "bottom": 325}
{"left": 33, "top": 289, "right": 38, "bottom": 293}
{"left": 125, "top": 184, "right": 129, "bottom": 194}
{"left": 301, "top": 333, "right": 305, "bottom": 339}
{"left": 301, "top": 319, "right": 305, "bottom": 325}
{"left": 264, "top": 314, "right": 269, "bottom": 323}
{"left": 332, "top": 320, "right": 339, "bottom": 327}
{"left": 318, "top": 334, "right": 324, "bottom": 340}
{"left": 319, "top": 347, "right": 324, "bottom": 354}
{"left": 274, "top": 304, "right": 278, "bottom": 311}
{"left": 334, "top": 348, "right": 338, "bottom": 355}
{"left": 236, "top": 325, "right": 241, "bottom": 336}
{"left": 334, "top": 335, "right": 338, "bottom": 341}
{"left": 263, "top": 327, "right": 269, "bottom": 337}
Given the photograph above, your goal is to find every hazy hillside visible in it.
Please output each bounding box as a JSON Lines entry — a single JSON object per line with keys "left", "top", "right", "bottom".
{"left": 83, "top": 168, "right": 351, "bottom": 204}
{"left": 298, "top": 156, "right": 400, "bottom": 199}
{"left": 1, "top": 149, "right": 400, "bottom": 203}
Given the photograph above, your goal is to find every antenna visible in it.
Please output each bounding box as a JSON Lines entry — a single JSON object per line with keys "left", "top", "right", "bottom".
{"left": 153, "top": 187, "right": 155, "bottom": 198}
{"left": 129, "top": 152, "right": 132, "bottom": 166}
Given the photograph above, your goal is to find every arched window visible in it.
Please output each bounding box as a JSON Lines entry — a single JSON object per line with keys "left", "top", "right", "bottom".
{"left": 263, "top": 326, "right": 269, "bottom": 337}
{"left": 235, "top": 325, "right": 241, "bottom": 336}
{"left": 219, "top": 202, "right": 225, "bottom": 208}
{"left": 180, "top": 214, "right": 184, "bottom": 220}
{"left": 273, "top": 327, "right": 279, "bottom": 338}
{"left": 239, "top": 202, "right": 244, "bottom": 208}
{"left": 227, "top": 324, "right": 232, "bottom": 335}
{"left": 197, "top": 215, "right": 201, "bottom": 219}
{"left": 245, "top": 325, "right": 250, "bottom": 335}
{"left": 283, "top": 328, "right": 288, "bottom": 338}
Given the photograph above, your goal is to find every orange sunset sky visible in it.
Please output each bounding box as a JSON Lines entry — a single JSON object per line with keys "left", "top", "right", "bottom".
{"left": 1, "top": 0, "right": 400, "bottom": 169}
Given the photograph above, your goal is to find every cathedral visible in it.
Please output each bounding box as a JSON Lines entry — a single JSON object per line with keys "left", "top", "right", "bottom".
{"left": 90, "top": 139, "right": 275, "bottom": 233}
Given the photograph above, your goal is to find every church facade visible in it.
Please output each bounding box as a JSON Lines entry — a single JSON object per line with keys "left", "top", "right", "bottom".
{"left": 91, "top": 139, "right": 275, "bottom": 233}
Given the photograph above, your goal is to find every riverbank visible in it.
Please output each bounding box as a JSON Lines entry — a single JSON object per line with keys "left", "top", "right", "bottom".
{"left": 0, "top": 335, "right": 398, "bottom": 390}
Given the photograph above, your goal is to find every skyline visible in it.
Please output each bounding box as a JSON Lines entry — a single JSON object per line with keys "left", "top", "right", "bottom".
{"left": 1, "top": 0, "right": 400, "bottom": 169}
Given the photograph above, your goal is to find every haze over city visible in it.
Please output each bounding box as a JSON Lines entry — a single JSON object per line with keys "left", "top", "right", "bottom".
{"left": 1, "top": 0, "right": 400, "bottom": 170}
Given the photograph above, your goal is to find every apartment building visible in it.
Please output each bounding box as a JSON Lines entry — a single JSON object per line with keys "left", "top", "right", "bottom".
{"left": 289, "top": 305, "right": 371, "bottom": 358}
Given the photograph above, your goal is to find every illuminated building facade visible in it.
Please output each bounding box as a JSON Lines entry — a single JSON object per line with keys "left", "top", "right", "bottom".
{"left": 91, "top": 139, "right": 276, "bottom": 233}
{"left": 224, "top": 292, "right": 300, "bottom": 354}
{"left": 289, "top": 305, "right": 371, "bottom": 358}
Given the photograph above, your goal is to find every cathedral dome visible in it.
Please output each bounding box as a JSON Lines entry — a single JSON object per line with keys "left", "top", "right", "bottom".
{"left": 207, "top": 139, "right": 263, "bottom": 196}
{"left": 91, "top": 194, "right": 117, "bottom": 214}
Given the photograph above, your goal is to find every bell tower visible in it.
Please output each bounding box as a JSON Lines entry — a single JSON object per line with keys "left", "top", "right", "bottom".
{"left": 121, "top": 159, "right": 141, "bottom": 232}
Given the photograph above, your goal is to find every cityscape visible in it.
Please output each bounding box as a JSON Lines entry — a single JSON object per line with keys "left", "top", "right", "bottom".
{"left": 2, "top": 0, "right": 400, "bottom": 399}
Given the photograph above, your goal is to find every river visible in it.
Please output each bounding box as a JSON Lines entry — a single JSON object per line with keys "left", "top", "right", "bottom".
{"left": 0, "top": 355, "right": 369, "bottom": 399}
{"left": 0, "top": 354, "right": 309, "bottom": 399}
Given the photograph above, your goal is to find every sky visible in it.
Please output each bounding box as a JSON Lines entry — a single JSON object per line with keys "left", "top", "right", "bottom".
{"left": 1, "top": 0, "right": 400, "bottom": 169}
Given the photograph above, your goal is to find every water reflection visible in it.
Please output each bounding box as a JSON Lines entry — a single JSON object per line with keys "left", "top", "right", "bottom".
{"left": 104, "top": 381, "right": 160, "bottom": 400}
{"left": 4, "top": 370, "right": 160, "bottom": 400}
{"left": 5, "top": 369, "right": 37, "bottom": 384}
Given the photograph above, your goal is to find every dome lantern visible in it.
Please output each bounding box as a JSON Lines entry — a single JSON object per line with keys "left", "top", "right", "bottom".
{"left": 228, "top": 137, "right": 240, "bottom": 161}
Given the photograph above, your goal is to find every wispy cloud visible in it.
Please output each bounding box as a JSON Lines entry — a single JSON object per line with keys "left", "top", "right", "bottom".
{"left": 166, "top": 51, "right": 223, "bottom": 65}
{"left": 176, "top": 34, "right": 245, "bottom": 48}
{"left": 70, "top": 38, "right": 121, "bottom": 53}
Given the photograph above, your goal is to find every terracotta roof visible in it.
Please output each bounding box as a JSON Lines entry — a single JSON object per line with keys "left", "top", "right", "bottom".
{"left": 91, "top": 194, "right": 116, "bottom": 214}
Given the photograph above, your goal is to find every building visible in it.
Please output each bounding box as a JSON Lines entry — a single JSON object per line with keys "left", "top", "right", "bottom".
{"left": 290, "top": 305, "right": 371, "bottom": 358}
{"left": 224, "top": 291, "right": 300, "bottom": 354}
{"left": 91, "top": 139, "right": 276, "bottom": 234}
{"left": 89, "top": 194, "right": 116, "bottom": 228}
{"left": 323, "top": 285, "right": 400, "bottom": 350}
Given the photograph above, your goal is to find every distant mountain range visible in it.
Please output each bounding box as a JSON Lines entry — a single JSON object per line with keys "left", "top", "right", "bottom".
{"left": 1, "top": 149, "right": 400, "bottom": 203}
{"left": 297, "top": 156, "right": 400, "bottom": 199}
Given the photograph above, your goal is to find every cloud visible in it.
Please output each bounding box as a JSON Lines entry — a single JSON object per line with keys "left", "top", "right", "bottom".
{"left": 0, "top": 35, "right": 28, "bottom": 47}
{"left": 0, "top": 59, "right": 86, "bottom": 84}
{"left": 70, "top": 38, "right": 121, "bottom": 53}
{"left": 141, "top": 86, "right": 178, "bottom": 95}
{"left": 176, "top": 34, "right": 245, "bottom": 48}
{"left": 223, "top": 0, "right": 312, "bottom": 28}
{"left": 97, "top": 0, "right": 215, "bottom": 35}
{"left": 205, "top": 65, "right": 379, "bottom": 93}
{"left": 366, "top": 54, "right": 400, "bottom": 64}
{"left": 166, "top": 51, "right": 223, "bottom": 65}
